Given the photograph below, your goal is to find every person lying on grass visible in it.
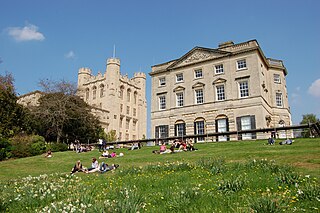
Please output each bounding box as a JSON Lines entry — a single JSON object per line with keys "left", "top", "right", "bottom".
{"left": 99, "top": 162, "right": 119, "bottom": 173}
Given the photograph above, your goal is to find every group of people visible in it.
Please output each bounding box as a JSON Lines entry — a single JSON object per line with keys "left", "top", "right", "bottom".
{"left": 154, "top": 139, "right": 198, "bottom": 154}
{"left": 99, "top": 150, "right": 123, "bottom": 159}
{"left": 70, "top": 157, "right": 119, "bottom": 175}
{"left": 268, "top": 135, "right": 294, "bottom": 145}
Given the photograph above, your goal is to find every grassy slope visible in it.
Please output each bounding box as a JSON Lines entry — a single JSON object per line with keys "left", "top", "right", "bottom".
{"left": 0, "top": 138, "right": 319, "bottom": 181}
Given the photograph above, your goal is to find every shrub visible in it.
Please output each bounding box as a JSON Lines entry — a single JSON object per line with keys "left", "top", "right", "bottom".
{"left": 9, "top": 134, "right": 46, "bottom": 158}
{"left": 47, "top": 142, "right": 68, "bottom": 152}
{"left": 0, "top": 137, "right": 12, "bottom": 161}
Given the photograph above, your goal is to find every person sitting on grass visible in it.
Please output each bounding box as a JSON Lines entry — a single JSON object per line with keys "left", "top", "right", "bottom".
{"left": 45, "top": 149, "right": 52, "bottom": 158}
{"left": 70, "top": 160, "right": 86, "bottom": 174}
{"left": 99, "top": 150, "right": 111, "bottom": 159}
{"left": 86, "top": 157, "right": 99, "bottom": 173}
{"left": 159, "top": 143, "right": 172, "bottom": 154}
{"left": 99, "top": 162, "right": 119, "bottom": 173}
{"left": 187, "top": 139, "right": 198, "bottom": 151}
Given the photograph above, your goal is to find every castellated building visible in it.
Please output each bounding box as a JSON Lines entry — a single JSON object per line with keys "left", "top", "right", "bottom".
{"left": 149, "top": 40, "right": 292, "bottom": 142}
{"left": 77, "top": 57, "right": 147, "bottom": 141}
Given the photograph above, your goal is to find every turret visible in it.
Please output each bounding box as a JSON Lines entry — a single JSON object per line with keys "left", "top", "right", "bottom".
{"left": 133, "top": 72, "right": 146, "bottom": 98}
{"left": 78, "top": 67, "right": 92, "bottom": 88}
{"left": 106, "top": 58, "right": 120, "bottom": 82}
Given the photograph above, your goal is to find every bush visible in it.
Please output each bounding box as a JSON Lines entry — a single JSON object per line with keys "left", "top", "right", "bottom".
{"left": 9, "top": 134, "right": 46, "bottom": 158}
{"left": 0, "top": 137, "right": 12, "bottom": 161}
{"left": 47, "top": 142, "right": 68, "bottom": 152}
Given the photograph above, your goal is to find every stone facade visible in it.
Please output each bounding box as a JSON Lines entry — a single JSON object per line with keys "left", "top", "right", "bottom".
{"left": 149, "top": 40, "right": 292, "bottom": 141}
{"left": 77, "top": 58, "right": 147, "bottom": 141}
{"left": 17, "top": 90, "right": 42, "bottom": 107}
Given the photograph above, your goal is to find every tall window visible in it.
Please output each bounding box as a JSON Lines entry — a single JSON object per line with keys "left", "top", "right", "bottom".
{"left": 215, "top": 64, "right": 224, "bottom": 74}
{"left": 126, "top": 106, "right": 130, "bottom": 115}
{"left": 176, "top": 73, "right": 184, "bottom": 82}
{"left": 216, "top": 85, "right": 225, "bottom": 101}
{"left": 159, "top": 77, "right": 166, "bottom": 86}
{"left": 119, "top": 87, "right": 124, "bottom": 99}
{"left": 155, "top": 125, "right": 169, "bottom": 139}
{"left": 126, "top": 118, "right": 130, "bottom": 129}
{"left": 195, "top": 89, "right": 204, "bottom": 104}
{"left": 175, "top": 122, "right": 186, "bottom": 137}
{"left": 276, "top": 92, "right": 283, "bottom": 107}
{"left": 176, "top": 92, "right": 184, "bottom": 107}
{"left": 134, "top": 92, "right": 137, "bottom": 104}
{"left": 119, "top": 117, "right": 123, "bottom": 128}
{"left": 195, "top": 69, "right": 203, "bottom": 78}
{"left": 194, "top": 119, "right": 205, "bottom": 142}
{"left": 127, "top": 90, "right": 131, "bottom": 102}
{"left": 216, "top": 118, "right": 228, "bottom": 141}
{"left": 133, "top": 108, "right": 137, "bottom": 116}
{"left": 236, "top": 115, "right": 256, "bottom": 140}
{"left": 237, "top": 59, "right": 247, "bottom": 70}
{"left": 92, "top": 86, "right": 97, "bottom": 99}
{"left": 133, "top": 120, "right": 137, "bottom": 131}
{"left": 100, "top": 84, "right": 104, "bottom": 97}
{"left": 239, "top": 81, "right": 249, "bottom": 98}
{"left": 120, "top": 104, "right": 123, "bottom": 113}
{"left": 85, "top": 88, "right": 89, "bottom": 100}
{"left": 274, "top": 74, "right": 281, "bottom": 83}
{"left": 159, "top": 95, "right": 166, "bottom": 110}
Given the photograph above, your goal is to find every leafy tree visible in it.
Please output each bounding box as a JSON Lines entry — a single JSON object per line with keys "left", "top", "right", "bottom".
{"left": 300, "top": 114, "right": 319, "bottom": 137}
{"left": 0, "top": 72, "right": 27, "bottom": 138}
{"left": 31, "top": 79, "right": 102, "bottom": 143}
{"left": 106, "top": 130, "right": 117, "bottom": 142}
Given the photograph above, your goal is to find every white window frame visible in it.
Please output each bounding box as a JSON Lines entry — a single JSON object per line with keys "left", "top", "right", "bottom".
{"left": 276, "top": 92, "right": 283, "bottom": 107}
{"left": 194, "top": 69, "right": 203, "bottom": 79}
{"left": 239, "top": 81, "right": 249, "bottom": 98}
{"left": 159, "top": 95, "right": 166, "bottom": 110}
{"left": 159, "top": 77, "right": 166, "bottom": 86}
{"left": 216, "top": 84, "right": 225, "bottom": 101}
{"left": 274, "top": 74, "right": 281, "bottom": 84}
{"left": 176, "top": 123, "right": 185, "bottom": 137}
{"left": 176, "top": 73, "right": 184, "bottom": 82}
{"left": 195, "top": 120, "right": 205, "bottom": 142}
{"left": 176, "top": 92, "right": 184, "bottom": 107}
{"left": 237, "top": 59, "right": 247, "bottom": 70}
{"left": 215, "top": 64, "right": 224, "bottom": 74}
{"left": 195, "top": 89, "right": 204, "bottom": 104}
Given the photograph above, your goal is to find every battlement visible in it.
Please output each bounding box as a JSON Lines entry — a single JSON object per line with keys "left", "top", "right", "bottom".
{"left": 134, "top": 72, "right": 146, "bottom": 79}
{"left": 106, "top": 58, "right": 120, "bottom": 66}
{"left": 78, "top": 67, "right": 92, "bottom": 74}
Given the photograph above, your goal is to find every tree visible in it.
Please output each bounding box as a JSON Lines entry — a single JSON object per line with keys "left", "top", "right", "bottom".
{"left": 0, "top": 72, "right": 27, "bottom": 138}
{"left": 31, "top": 79, "right": 102, "bottom": 143}
{"left": 106, "top": 130, "right": 117, "bottom": 142}
{"left": 300, "top": 114, "right": 319, "bottom": 137}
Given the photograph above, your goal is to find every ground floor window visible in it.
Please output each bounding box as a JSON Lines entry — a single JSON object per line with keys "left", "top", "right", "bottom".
{"left": 175, "top": 122, "right": 186, "bottom": 137}
{"left": 215, "top": 118, "right": 229, "bottom": 141}
{"left": 236, "top": 115, "right": 256, "bottom": 140}
{"left": 194, "top": 120, "right": 205, "bottom": 142}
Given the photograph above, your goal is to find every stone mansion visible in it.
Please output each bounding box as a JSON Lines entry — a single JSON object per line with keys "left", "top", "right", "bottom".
{"left": 149, "top": 40, "right": 292, "bottom": 142}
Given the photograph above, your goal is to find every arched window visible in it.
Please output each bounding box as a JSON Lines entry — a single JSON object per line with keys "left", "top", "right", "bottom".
{"left": 85, "top": 88, "right": 89, "bottom": 100}
{"left": 119, "top": 86, "right": 124, "bottom": 99}
{"left": 127, "top": 88, "right": 131, "bottom": 102}
{"left": 175, "top": 120, "right": 186, "bottom": 137}
{"left": 215, "top": 115, "right": 229, "bottom": 141}
{"left": 100, "top": 84, "right": 105, "bottom": 98}
{"left": 134, "top": 91, "right": 138, "bottom": 104}
{"left": 194, "top": 117, "right": 206, "bottom": 142}
{"left": 92, "top": 86, "right": 97, "bottom": 99}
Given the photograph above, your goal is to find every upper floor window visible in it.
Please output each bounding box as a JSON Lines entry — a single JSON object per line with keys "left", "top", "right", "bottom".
{"left": 126, "top": 106, "right": 130, "bottom": 115}
{"left": 237, "top": 59, "right": 247, "bottom": 70}
{"left": 119, "top": 86, "right": 124, "bottom": 99}
{"left": 85, "top": 88, "right": 89, "bottom": 100}
{"left": 127, "top": 89, "right": 131, "bottom": 102}
{"left": 133, "top": 120, "right": 137, "bottom": 131}
{"left": 134, "top": 92, "right": 138, "bottom": 104}
{"left": 195, "top": 89, "right": 204, "bottom": 104}
{"left": 92, "top": 86, "right": 97, "bottom": 99}
{"left": 100, "top": 84, "right": 104, "bottom": 97}
{"left": 216, "top": 85, "right": 225, "bottom": 101}
{"left": 176, "top": 92, "right": 184, "bottom": 107}
{"left": 176, "top": 73, "right": 184, "bottom": 82}
{"left": 120, "top": 104, "right": 123, "bottom": 113}
{"left": 159, "top": 77, "right": 166, "bottom": 86}
{"left": 239, "top": 81, "right": 249, "bottom": 98}
{"left": 215, "top": 64, "right": 224, "bottom": 74}
{"left": 126, "top": 118, "right": 130, "bottom": 130}
{"left": 195, "top": 69, "right": 203, "bottom": 79}
{"left": 274, "top": 74, "right": 281, "bottom": 83}
{"left": 133, "top": 108, "right": 137, "bottom": 117}
{"left": 276, "top": 92, "right": 283, "bottom": 107}
{"left": 159, "top": 95, "right": 166, "bottom": 110}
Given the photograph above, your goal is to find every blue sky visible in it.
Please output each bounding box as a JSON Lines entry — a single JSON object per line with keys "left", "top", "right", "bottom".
{"left": 0, "top": 0, "right": 319, "bottom": 135}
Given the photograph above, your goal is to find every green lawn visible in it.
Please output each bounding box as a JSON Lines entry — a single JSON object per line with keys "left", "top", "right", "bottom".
{"left": 0, "top": 138, "right": 319, "bottom": 212}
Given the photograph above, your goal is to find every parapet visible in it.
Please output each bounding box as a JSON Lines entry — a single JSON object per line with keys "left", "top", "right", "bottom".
{"left": 106, "top": 58, "right": 120, "bottom": 66}
{"left": 134, "top": 72, "right": 146, "bottom": 79}
{"left": 78, "top": 67, "right": 92, "bottom": 74}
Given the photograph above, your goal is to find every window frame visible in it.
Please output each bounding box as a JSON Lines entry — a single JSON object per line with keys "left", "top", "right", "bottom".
{"left": 216, "top": 84, "right": 225, "bottom": 101}
{"left": 276, "top": 92, "right": 283, "bottom": 107}
{"left": 274, "top": 74, "right": 281, "bottom": 84}
{"left": 159, "top": 95, "right": 166, "bottom": 110}
{"left": 237, "top": 59, "right": 247, "bottom": 70}
{"left": 215, "top": 64, "right": 224, "bottom": 74}
{"left": 176, "top": 73, "right": 184, "bottom": 83}
{"left": 159, "top": 77, "right": 166, "bottom": 86}
{"left": 195, "top": 89, "right": 204, "bottom": 104}
{"left": 194, "top": 69, "right": 203, "bottom": 79}
{"left": 176, "top": 92, "right": 184, "bottom": 107}
{"left": 239, "top": 80, "right": 249, "bottom": 98}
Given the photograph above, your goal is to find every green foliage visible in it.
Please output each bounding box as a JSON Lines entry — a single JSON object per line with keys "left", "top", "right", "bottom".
{"left": 0, "top": 137, "right": 12, "bottom": 161}
{"left": 9, "top": 134, "right": 46, "bottom": 158}
{"left": 46, "top": 142, "right": 68, "bottom": 152}
{"left": 0, "top": 72, "right": 27, "bottom": 138}
{"left": 249, "top": 195, "right": 285, "bottom": 213}
{"left": 106, "top": 130, "right": 117, "bottom": 142}
{"left": 300, "top": 114, "right": 319, "bottom": 137}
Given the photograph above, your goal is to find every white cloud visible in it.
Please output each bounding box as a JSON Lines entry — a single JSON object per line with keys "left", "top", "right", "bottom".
{"left": 65, "top": 51, "right": 76, "bottom": 59}
{"left": 290, "top": 87, "right": 301, "bottom": 104}
{"left": 7, "top": 23, "right": 45, "bottom": 41}
{"left": 308, "top": 79, "right": 320, "bottom": 98}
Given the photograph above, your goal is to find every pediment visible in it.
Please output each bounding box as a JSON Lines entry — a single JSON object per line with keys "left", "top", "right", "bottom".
{"left": 173, "top": 86, "right": 185, "bottom": 92}
{"left": 212, "top": 78, "right": 227, "bottom": 84}
{"left": 168, "top": 47, "right": 230, "bottom": 69}
{"left": 192, "top": 82, "right": 205, "bottom": 89}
